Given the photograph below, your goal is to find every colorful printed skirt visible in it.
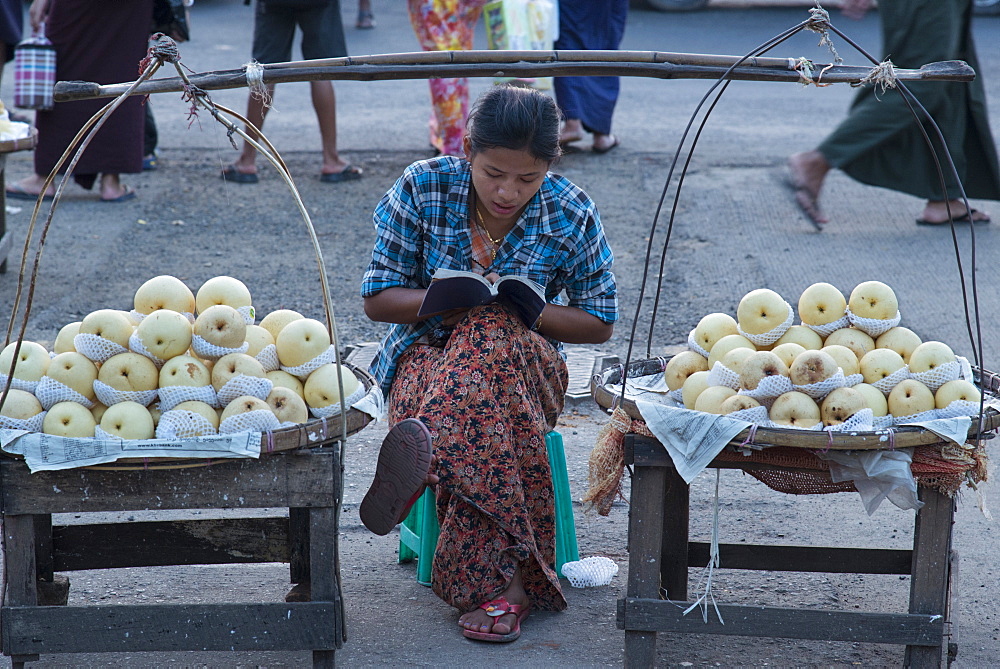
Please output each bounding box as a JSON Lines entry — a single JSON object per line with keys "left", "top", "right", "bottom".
{"left": 387, "top": 304, "right": 569, "bottom": 612}
{"left": 407, "top": 0, "right": 489, "bottom": 156}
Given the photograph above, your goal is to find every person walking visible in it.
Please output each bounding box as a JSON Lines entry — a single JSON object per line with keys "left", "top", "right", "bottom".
{"left": 222, "top": 0, "right": 361, "bottom": 184}
{"left": 554, "top": 0, "right": 629, "bottom": 154}
{"left": 788, "top": 0, "right": 1000, "bottom": 227}
{"left": 407, "top": 0, "right": 488, "bottom": 157}
{"left": 6, "top": 0, "right": 151, "bottom": 202}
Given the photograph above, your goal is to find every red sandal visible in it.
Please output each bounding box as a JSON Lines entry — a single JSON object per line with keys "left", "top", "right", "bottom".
{"left": 359, "top": 418, "right": 433, "bottom": 536}
{"left": 462, "top": 597, "right": 531, "bottom": 643}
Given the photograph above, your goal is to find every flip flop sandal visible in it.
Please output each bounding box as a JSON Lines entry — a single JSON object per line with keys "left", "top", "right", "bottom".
{"left": 356, "top": 10, "right": 375, "bottom": 29}
{"left": 5, "top": 184, "right": 54, "bottom": 201}
{"left": 359, "top": 418, "right": 433, "bottom": 536}
{"left": 221, "top": 165, "right": 259, "bottom": 184}
{"left": 592, "top": 135, "right": 620, "bottom": 154}
{"left": 462, "top": 597, "right": 532, "bottom": 643}
{"left": 915, "top": 209, "right": 991, "bottom": 226}
{"left": 101, "top": 185, "right": 137, "bottom": 203}
{"left": 319, "top": 165, "right": 363, "bottom": 183}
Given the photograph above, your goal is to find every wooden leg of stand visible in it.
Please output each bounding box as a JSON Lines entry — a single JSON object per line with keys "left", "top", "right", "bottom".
{"left": 310, "top": 506, "right": 337, "bottom": 669}
{"left": 624, "top": 463, "right": 667, "bottom": 668}
{"left": 904, "top": 486, "right": 954, "bottom": 668}
{"left": 660, "top": 464, "right": 689, "bottom": 601}
{"left": 289, "top": 507, "right": 310, "bottom": 585}
{"left": 4, "top": 514, "right": 41, "bottom": 665}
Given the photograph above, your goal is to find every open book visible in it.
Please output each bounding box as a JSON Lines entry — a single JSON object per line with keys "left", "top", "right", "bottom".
{"left": 417, "top": 268, "right": 546, "bottom": 328}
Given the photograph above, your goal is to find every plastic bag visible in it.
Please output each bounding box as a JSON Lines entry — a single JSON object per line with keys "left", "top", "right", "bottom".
{"left": 484, "top": 0, "right": 558, "bottom": 90}
{"left": 14, "top": 27, "right": 56, "bottom": 110}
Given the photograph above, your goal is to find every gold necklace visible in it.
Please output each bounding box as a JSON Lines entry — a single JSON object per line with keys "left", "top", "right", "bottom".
{"left": 475, "top": 206, "right": 504, "bottom": 260}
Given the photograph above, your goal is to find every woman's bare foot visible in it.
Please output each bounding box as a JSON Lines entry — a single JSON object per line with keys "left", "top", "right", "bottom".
{"left": 458, "top": 568, "right": 529, "bottom": 637}
{"left": 787, "top": 151, "right": 831, "bottom": 226}
{"left": 8, "top": 174, "right": 54, "bottom": 198}
{"left": 559, "top": 119, "right": 585, "bottom": 145}
{"left": 918, "top": 200, "right": 991, "bottom": 225}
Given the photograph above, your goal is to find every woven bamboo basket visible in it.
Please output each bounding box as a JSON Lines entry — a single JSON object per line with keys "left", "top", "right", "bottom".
{"left": 592, "top": 357, "right": 1000, "bottom": 451}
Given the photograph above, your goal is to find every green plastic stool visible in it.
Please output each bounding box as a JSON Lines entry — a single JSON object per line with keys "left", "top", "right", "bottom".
{"left": 398, "top": 430, "right": 580, "bottom": 586}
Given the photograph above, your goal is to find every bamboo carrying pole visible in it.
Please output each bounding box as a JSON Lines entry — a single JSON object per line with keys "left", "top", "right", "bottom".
{"left": 53, "top": 50, "right": 975, "bottom": 102}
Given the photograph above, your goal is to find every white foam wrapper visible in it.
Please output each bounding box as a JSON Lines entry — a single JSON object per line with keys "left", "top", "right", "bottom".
{"left": 256, "top": 344, "right": 280, "bottom": 373}
{"left": 128, "top": 332, "right": 169, "bottom": 368}
{"left": 93, "top": 380, "right": 158, "bottom": 407}
{"left": 686, "top": 329, "right": 710, "bottom": 359}
{"left": 74, "top": 333, "right": 129, "bottom": 364}
{"left": 843, "top": 373, "right": 864, "bottom": 387}
{"left": 219, "top": 409, "right": 281, "bottom": 435}
{"left": 216, "top": 375, "right": 274, "bottom": 408}
{"left": 156, "top": 409, "right": 218, "bottom": 439}
{"left": 740, "top": 374, "right": 794, "bottom": 402}
{"left": 737, "top": 301, "right": 794, "bottom": 347}
{"left": 727, "top": 404, "right": 769, "bottom": 425}
{"left": 891, "top": 408, "right": 941, "bottom": 426}
{"left": 34, "top": 376, "right": 95, "bottom": 410}
{"left": 281, "top": 345, "right": 337, "bottom": 380}
{"left": 847, "top": 308, "right": 901, "bottom": 337}
{"left": 910, "top": 359, "right": 960, "bottom": 393}
{"left": 190, "top": 334, "right": 249, "bottom": 361}
{"left": 824, "top": 407, "right": 875, "bottom": 433}
{"left": 803, "top": 314, "right": 850, "bottom": 338}
{"left": 308, "top": 383, "right": 368, "bottom": 419}
{"left": 872, "top": 414, "right": 895, "bottom": 430}
{"left": 767, "top": 418, "right": 824, "bottom": 431}
{"left": 871, "top": 366, "right": 911, "bottom": 396}
{"left": 94, "top": 426, "right": 117, "bottom": 441}
{"left": 0, "top": 373, "right": 38, "bottom": 394}
{"left": 237, "top": 305, "right": 256, "bottom": 325}
{"left": 706, "top": 361, "right": 741, "bottom": 390}
{"left": 0, "top": 412, "right": 46, "bottom": 432}
{"left": 158, "top": 385, "right": 217, "bottom": 412}
{"left": 561, "top": 556, "right": 619, "bottom": 587}
{"left": 935, "top": 400, "right": 981, "bottom": 420}
{"left": 792, "top": 369, "right": 848, "bottom": 401}
{"left": 130, "top": 309, "right": 195, "bottom": 324}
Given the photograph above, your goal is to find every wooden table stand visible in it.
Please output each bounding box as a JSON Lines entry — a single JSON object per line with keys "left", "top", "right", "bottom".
{"left": 1, "top": 448, "right": 345, "bottom": 668}
{"left": 619, "top": 434, "right": 957, "bottom": 668}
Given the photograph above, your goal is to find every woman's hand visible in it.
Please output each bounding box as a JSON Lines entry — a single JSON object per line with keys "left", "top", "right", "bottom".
{"left": 29, "top": 0, "right": 51, "bottom": 33}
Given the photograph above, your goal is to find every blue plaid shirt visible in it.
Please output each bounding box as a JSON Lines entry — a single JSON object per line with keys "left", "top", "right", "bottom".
{"left": 361, "top": 156, "right": 617, "bottom": 393}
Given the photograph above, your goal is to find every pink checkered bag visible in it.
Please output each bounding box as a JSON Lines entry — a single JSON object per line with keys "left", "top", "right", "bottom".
{"left": 13, "top": 27, "right": 56, "bottom": 110}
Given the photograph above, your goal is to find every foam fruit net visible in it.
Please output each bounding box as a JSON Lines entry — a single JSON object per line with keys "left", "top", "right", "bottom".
{"left": 74, "top": 333, "right": 128, "bottom": 364}
{"left": 157, "top": 385, "right": 217, "bottom": 412}
{"left": 190, "top": 335, "right": 249, "bottom": 361}
{"left": 216, "top": 375, "right": 273, "bottom": 408}
{"left": 219, "top": 409, "right": 281, "bottom": 434}
{"left": 156, "top": 410, "right": 218, "bottom": 439}
{"left": 561, "top": 557, "right": 619, "bottom": 588}
{"left": 34, "top": 376, "right": 95, "bottom": 410}
{"left": 281, "top": 345, "right": 337, "bottom": 380}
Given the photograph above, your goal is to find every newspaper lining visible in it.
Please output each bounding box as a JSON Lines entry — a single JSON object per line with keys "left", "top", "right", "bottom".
{"left": 0, "top": 429, "right": 260, "bottom": 472}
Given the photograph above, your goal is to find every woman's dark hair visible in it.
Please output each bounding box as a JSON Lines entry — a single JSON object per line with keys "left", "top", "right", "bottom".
{"left": 466, "top": 85, "right": 562, "bottom": 164}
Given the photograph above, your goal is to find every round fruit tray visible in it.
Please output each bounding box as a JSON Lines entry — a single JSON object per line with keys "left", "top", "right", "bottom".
{"left": 84, "top": 363, "right": 377, "bottom": 470}
{"left": 0, "top": 364, "right": 377, "bottom": 470}
{"left": 0, "top": 126, "right": 38, "bottom": 154}
{"left": 591, "top": 357, "right": 1000, "bottom": 451}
